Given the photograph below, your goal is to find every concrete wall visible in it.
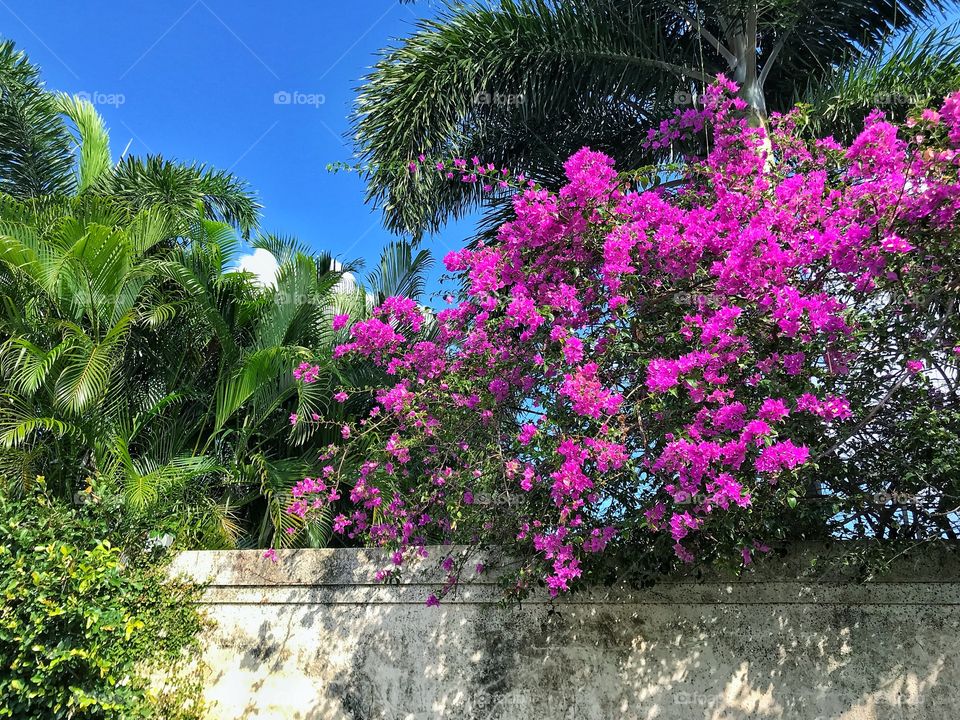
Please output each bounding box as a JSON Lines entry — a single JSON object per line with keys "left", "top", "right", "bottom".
{"left": 168, "top": 548, "right": 960, "bottom": 720}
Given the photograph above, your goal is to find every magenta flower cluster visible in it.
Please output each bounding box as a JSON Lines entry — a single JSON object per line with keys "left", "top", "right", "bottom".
{"left": 286, "top": 79, "right": 960, "bottom": 599}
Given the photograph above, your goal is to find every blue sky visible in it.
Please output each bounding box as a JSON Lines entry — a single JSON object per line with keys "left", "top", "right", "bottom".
{"left": 0, "top": 0, "right": 467, "bottom": 294}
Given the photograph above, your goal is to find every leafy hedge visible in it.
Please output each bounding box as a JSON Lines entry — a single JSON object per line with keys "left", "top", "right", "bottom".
{"left": 0, "top": 487, "right": 207, "bottom": 719}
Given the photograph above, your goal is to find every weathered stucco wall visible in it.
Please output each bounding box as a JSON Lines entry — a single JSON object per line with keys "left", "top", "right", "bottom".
{"left": 169, "top": 548, "right": 960, "bottom": 720}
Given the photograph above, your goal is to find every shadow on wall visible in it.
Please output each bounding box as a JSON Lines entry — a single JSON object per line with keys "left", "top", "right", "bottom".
{"left": 168, "top": 547, "right": 960, "bottom": 720}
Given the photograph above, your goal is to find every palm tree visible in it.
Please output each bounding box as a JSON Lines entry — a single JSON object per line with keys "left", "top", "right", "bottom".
{"left": 0, "top": 38, "right": 260, "bottom": 235}
{"left": 353, "top": 0, "right": 960, "bottom": 238}
{"left": 0, "top": 37, "right": 437, "bottom": 549}
{"left": 0, "top": 193, "right": 433, "bottom": 548}
{"left": 0, "top": 196, "right": 191, "bottom": 500}
{"left": 0, "top": 40, "right": 74, "bottom": 198}
{"left": 132, "top": 229, "right": 368, "bottom": 548}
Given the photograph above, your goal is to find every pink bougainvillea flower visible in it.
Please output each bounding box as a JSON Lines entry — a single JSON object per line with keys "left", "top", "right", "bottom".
{"left": 286, "top": 81, "right": 960, "bottom": 598}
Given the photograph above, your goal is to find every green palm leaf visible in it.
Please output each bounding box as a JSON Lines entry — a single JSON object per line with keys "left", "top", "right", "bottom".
{"left": 55, "top": 93, "right": 112, "bottom": 193}
{"left": 0, "top": 40, "right": 74, "bottom": 198}
{"left": 0, "top": 392, "right": 80, "bottom": 447}
{"left": 213, "top": 346, "right": 294, "bottom": 431}
{"left": 804, "top": 25, "right": 960, "bottom": 141}
{"left": 366, "top": 239, "right": 434, "bottom": 303}
{"left": 53, "top": 315, "right": 131, "bottom": 413}
{"left": 97, "top": 155, "right": 261, "bottom": 236}
{"left": 354, "top": 0, "right": 953, "bottom": 236}
{"left": 2, "top": 337, "right": 69, "bottom": 394}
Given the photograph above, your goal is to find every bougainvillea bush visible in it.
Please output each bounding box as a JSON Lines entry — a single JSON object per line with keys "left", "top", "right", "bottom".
{"left": 289, "top": 79, "right": 960, "bottom": 599}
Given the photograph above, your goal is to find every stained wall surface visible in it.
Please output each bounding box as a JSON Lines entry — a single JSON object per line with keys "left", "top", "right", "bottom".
{"left": 168, "top": 548, "right": 960, "bottom": 720}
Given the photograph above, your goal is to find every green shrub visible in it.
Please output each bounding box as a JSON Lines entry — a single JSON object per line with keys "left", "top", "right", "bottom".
{"left": 0, "top": 486, "right": 207, "bottom": 719}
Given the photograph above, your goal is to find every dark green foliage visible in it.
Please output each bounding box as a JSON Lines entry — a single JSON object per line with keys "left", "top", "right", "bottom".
{"left": 0, "top": 40, "right": 74, "bottom": 198}
{"left": 353, "top": 0, "right": 960, "bottom": 237}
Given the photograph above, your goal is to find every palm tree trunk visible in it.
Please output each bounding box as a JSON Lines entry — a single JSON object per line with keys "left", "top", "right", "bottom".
{"left": 722, "top": 1, "right": 773, "bottom": 161}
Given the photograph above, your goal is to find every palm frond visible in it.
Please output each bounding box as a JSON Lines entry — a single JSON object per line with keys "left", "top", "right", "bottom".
{"left": 53, "top": 314, "right": 132, "bottom": 413}
{"left": 250, "top": 232, "right": 313, "bottom": 265}
{"left": 0, "top": 392, "right": 81, "bottom": 447}
{"left": 96, "top": 155, "right": 261, "bottom": 236}
{"left": 55, "top": 93, "right": 112, "bottom": 193}
{"left": 213, "top": 346, "right": 294, "bottom": 431}
{"left": 365, "top": 239, "right": 434, "bottom": 303}
{"left": 803, "top": 24, "right": 960, "bottom": 142}
{"left": 0, "top": 39, "right": 74, "bottom": 198}
{"left": 1, "top": 336, "right": 68, "bottom": 394}
{"left": 354, "top": 0, "right": 699, "bottom": 236}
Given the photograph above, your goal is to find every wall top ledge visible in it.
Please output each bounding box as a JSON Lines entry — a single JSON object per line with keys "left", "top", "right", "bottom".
{"left": 168, "top": 544, "right": 960, "bottom": 601}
